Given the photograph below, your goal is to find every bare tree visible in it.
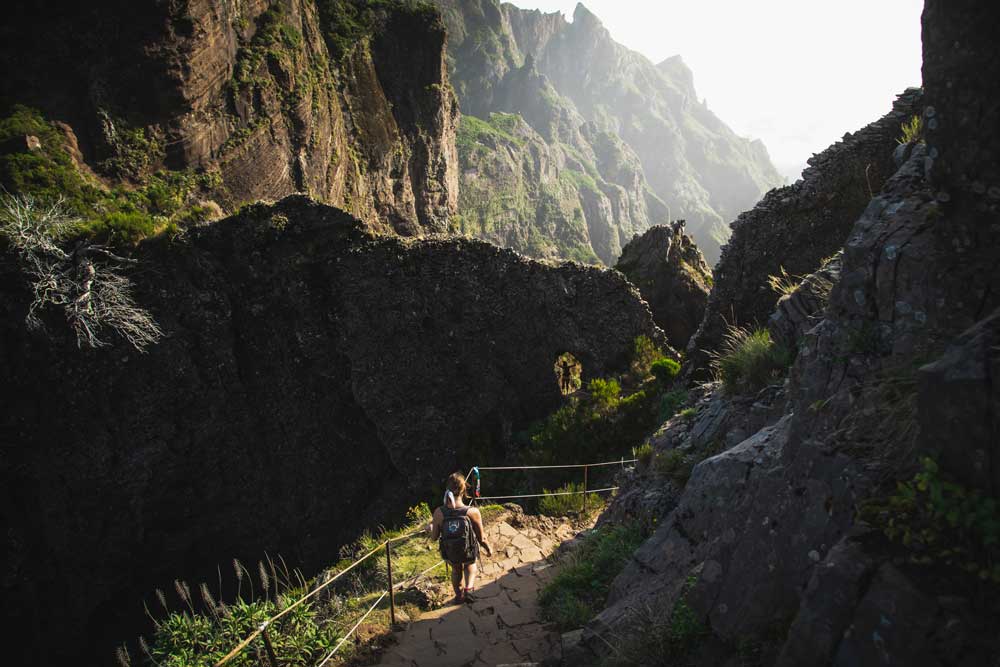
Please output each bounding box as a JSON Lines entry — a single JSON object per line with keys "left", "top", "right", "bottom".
{"left": 0, "top": 194, "right": 163, "bottom": 351}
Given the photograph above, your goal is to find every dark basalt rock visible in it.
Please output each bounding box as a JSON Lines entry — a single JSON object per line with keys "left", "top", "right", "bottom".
{"left": 0, "top": 196, "right": 663, "bottom": 666}
{"left": 685, "top": 88, "right": 924, "bottom": 380}
{"left": 583, "top": 2, "right": 1000, "bottom": 664}
{"left": 615, "top": 222, "right": 712, "bottom": 350}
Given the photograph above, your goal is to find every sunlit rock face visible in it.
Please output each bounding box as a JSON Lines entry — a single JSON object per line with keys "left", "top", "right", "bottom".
{"left": 435, "top": 0, "right": 784, "bottom": 265}
{"left": 0, "top": 0, "right": 459, "bottom": 236}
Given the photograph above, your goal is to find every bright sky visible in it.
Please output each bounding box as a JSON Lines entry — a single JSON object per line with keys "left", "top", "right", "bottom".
{"left": 515, "top": 0, "right": 924, "bottom": 182}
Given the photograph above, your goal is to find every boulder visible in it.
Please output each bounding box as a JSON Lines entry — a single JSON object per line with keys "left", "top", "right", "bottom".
{"left": 615, "top": 222, "right": 713, "bottom": 349}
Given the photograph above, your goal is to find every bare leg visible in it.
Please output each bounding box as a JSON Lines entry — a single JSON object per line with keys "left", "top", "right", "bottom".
{"left": 450, "top": 563, "right": 463, "bottom": 601}
{"left": 463, "top": 562, "right": 478, "bottom": 593}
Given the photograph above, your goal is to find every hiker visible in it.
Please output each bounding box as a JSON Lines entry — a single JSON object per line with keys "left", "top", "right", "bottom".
{"left": 431, "top": 472, "right": 492, "bottom": 603}
{"left": 559, "top": 359, "right": 573, "bottom": 393}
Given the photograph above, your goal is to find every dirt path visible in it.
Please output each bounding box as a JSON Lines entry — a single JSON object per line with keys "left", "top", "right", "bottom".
{"left": 376, "top": 512, "right": 584, "bottom": 666}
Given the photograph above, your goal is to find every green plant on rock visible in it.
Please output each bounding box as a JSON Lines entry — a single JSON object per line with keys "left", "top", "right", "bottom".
{"left": 712, "top": 326, "right": 792, "bottom": 395}
{"left": 898, "top": 115, "right": 924, "bottom": 145}
{"left": 654, "top": 449, "right": 693, "bottom": 485}
{"left": 861, "top": 457, "right": 1000, "bottom": 583}
{"left": 539, "top": 523, "right": 645, "bottom": 631}
{"left": 538, "top": 482, "right": 599, "bottom": 517}
{"left": 630, "top": 335, "right": 668, "bottom": 379}
{"left": 634, "top": 442, "right": 654, "bottom": 470}
{"left": 659, "top": 389, "right": 688, "bottom": 423}
{"left": 604, "top": 574, "right": 707, "bottom": 665}
{"left": 650, "top": 357, "right": 681, "bottom": 385}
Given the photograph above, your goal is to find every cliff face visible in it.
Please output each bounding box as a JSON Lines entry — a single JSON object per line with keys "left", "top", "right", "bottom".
{"left": 435, "top": 0, "right": 781, "bottom": 265}
{"left": 578, "top": 2, "right": 1000, "bottom": 664}
{"left": 615, "top": 222, "right": 712, "bottom": 350}
{"left": 0, "top": 0, "right": 459, "bottom": 235}
{"left": 0, "top": 196, "right": 663, "bottom": 665}
{"left": 685, "top": 88, "right": 924, "bottom": 378}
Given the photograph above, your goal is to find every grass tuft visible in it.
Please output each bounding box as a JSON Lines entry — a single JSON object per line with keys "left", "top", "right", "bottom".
{"left": 539, "top": 523, "right": 645, "bottom": 630}
{"left": 712, "top": 326, "right": 792, "bottom": 395}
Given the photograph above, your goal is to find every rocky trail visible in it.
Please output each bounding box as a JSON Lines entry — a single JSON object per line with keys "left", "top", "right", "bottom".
{"left": 377, "top": 510, "right": 587, "bottom": 667}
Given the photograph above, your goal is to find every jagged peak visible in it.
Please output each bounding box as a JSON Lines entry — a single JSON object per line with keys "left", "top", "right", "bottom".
{"left": 572, "top": 2, "right": 602, "bottom": 28}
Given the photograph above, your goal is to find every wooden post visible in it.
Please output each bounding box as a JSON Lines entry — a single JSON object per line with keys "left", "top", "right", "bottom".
{"left": 261, "top": 627, "right": 280, "bottom": 667}
{"left": 582, "top": 465, "right": 589, "bottom": 514}
{"left": 385, "top": 542, "right": 397, "bottom": 627}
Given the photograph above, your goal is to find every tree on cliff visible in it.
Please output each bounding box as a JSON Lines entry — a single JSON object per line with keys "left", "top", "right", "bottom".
{"left": 0, "top": 194, "right": 162, "bottom": 351}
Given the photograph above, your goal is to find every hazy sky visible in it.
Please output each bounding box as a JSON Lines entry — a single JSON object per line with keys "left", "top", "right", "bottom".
{"left": 515, "top": 0, "right": 924, "bottom": 182}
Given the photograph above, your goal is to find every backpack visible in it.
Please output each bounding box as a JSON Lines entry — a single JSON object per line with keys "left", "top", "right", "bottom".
{"left": 439, "top": 506, "right": 478, "bottom": 563}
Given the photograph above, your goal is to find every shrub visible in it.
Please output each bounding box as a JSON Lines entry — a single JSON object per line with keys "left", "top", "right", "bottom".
{"left": 606, "top": 575, "right": 706, "bottom": 665}
{"left": 538, "top": 482, "right": 595, "bottom": 517}
{"left": 539, "top": 523, "right": 645, "bottom": 630}
{"left": 898, "top": 114, "right": 924, "bottom": 145}
{"left": 861, "top": 457, "right": 1000, "bottom": 583}
{"left": 634, "top": 442, "right": 654, "bottom": 470}
{"left": 630, "top": 335, "right": 666, "bottom": 378}
{"left": 659, "top": 389, "right": 688, "bottom": 423}
{"left": 713, "top": 327, "right": 792, "bottom": 395}
{"left": 654, "top": 449, "right": 693, "bottom": 485}
{"left": 650, "top": 357, "right": 681, "bottom": 385}
{"left": 587, "top": 377, "right": 621, "bottom": 415}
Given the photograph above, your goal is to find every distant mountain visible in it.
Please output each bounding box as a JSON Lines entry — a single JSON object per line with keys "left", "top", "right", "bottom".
{"left": 436, "top": 0, "right": 785, "bottom": 264}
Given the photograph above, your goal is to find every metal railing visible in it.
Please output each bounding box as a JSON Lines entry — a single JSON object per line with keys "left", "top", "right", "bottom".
{"left": 214, "top": 455, "right": 636, "bottom": 667}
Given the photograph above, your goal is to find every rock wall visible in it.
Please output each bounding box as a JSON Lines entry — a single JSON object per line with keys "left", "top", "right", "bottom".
{"left": 615, "top": 222, "right": 712, "bottom": 350}
{"left": 0, "top": 196, "right": 663, "bottom": 666}
{"left": 0, "top": 0, "right": 458, "bottom": 235}
{"left": 580, "top": 2, "right": 1000, "bottom": 665}
{"left": 685, "top": 88, "right": 924, "bottom": 379}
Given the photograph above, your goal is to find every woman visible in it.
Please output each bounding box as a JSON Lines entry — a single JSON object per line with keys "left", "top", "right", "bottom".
{"left": 431, "top": 472, "right": 492, "bottom": 603}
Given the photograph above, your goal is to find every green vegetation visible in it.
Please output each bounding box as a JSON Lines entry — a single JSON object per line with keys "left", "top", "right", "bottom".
{"left": 861, "top": 457, "right": 1000, "bottom": 584}
{"left": 97, "top": 111, "right": 164, "bottom": 181}
{"left": 898, "top": 114, "right": 924, "bottom": 145}
{"left": 456, "top": 113, "right": 526, "bottom": 153}
{"left": 538, "top": 523, "right": 645, "bottom": 630}
{"left": 650, "top": 357, "right": 681, "bottom": 385}
{"left": 317, "top": 0, "right": 439, "bottom": 61}
{"left": 631, "top": 334, "right": 671, "bottom": 379}
{"left": 0, "top": 106, "right": 220, "bottom": 245}
{"left": 713, "top": 327, "right": 792, "bottom": 395}
{"left": 137, "top": 503, "right": 510, "bottom": 667}
{"left": 634, "top": 442, "right": 654, "bottom": 470}
{"left": 538, "top": 482, "right": 605, "bottom": 517}
{"left": 604, "top": 575, "right": 707, "bottom": 666}
{"left": 654, "top": 448, "right": 692, "bottom": 485}
{"left": 659, "top": 389, "right": 689, "bottom": 423}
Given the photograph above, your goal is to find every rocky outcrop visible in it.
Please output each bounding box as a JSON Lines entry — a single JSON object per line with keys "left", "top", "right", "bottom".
{"left": 685, "top": 88, "right": 924, "bottom": 379}
{"left": 767, "top": 252, "right": 842, "bottom": 351}
{"left": 580, "top": 2, "right": 1000, "bottom": 664}
{"left": 615, "top": 222, "right": 712, "bottom": 349}
{"left": 0, "top": 0, "right": 459, "bottom": 235}
{"left": 0, "top": 196, "right": 663, "bottom": 666}
{"left": 435, "top": 0, "right": 783, "bottom": 264}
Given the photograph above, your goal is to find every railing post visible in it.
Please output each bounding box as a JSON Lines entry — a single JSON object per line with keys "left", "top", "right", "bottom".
{"left": 385, "top": 542, "right": 397, "bottom": 627}
{"left": 582, "top": 464, "right": 589, "bottom": 514}
{"left": 261, "top": 626, "right": 280, "bottom": 667}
